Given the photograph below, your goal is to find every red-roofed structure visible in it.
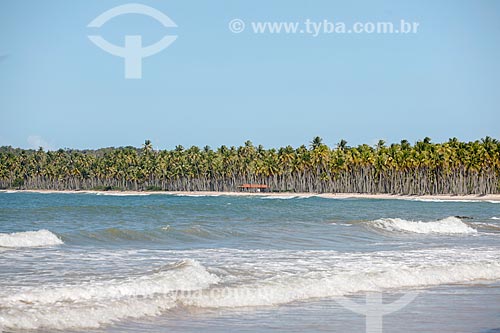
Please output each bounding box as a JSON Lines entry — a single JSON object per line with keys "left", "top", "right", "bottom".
{"left": 238, "top": 184, "right": 269, "bottom": 192}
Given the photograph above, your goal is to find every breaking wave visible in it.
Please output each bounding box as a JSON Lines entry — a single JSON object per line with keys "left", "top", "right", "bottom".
{"left": 0, "top": 259, "right": 219, "bottom": 330}
{"left": 2, "top": 258, "right": 499, "bottom": 330}
{"left": 366, "top": 216, "right": 477, "bottom": 234}
{"left": 182, "top": 261, "right": 500, "bottom": 308}
{"left": 0, "top": 229, "right": 63, "bottom": 248}
{"left": 4, "top": 259, "right": 218, "bottom": 305}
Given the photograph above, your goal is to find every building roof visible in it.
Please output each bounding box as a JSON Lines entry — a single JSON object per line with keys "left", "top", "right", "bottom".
{"left": 238, "top": 184, "right": 269, "bottom": 189}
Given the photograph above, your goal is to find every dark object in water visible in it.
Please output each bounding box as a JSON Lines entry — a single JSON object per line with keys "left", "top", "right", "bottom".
{"left": 455, "top": 216, "right": 474, "bottom": 220}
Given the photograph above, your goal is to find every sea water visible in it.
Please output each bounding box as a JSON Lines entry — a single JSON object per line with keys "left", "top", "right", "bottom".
{"left": 0, "top": 192, "right": 499, "bottom": 332}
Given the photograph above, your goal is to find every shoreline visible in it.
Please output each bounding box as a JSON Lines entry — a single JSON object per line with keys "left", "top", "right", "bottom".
{"left": 1, "top": 189, "right": 500, "bottom": 202}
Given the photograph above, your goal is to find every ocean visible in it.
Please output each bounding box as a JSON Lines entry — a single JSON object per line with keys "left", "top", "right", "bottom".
{"left": 0, "top": 192, "right": 499, "bottom": 333}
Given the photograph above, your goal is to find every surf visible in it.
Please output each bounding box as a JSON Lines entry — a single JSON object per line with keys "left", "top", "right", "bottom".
{"left": 0, "top": 259, "right": 219, "bottom": 330}
{"left": 2, "top": 253, "right": 499, "bottom": 331}
{"left": 365, "top": 216, "right": 477, "bottom": 234}
{"left": 0, "top": 229, "right": 63, "bottom": 248}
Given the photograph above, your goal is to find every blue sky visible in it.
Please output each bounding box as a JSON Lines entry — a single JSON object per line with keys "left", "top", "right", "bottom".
{"left": 0, "top": 0, "right": 499, "bottom": 150}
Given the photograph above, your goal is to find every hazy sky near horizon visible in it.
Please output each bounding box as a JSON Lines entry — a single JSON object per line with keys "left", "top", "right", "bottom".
{"left": 0, "top": 0, "right": 499, "bottom": 150}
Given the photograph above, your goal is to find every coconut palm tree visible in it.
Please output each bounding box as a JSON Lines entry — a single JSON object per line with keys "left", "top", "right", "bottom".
{"left": 0, "top": 137, "right": 498, "bottom": 194}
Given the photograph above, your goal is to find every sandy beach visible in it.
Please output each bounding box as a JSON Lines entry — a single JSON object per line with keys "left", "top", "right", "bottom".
{"left": 2, "top": 189, "right": 500, "bottom": 202}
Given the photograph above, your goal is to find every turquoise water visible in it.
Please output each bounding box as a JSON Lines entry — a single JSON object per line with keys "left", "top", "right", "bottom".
{"left": 0, "top": 192, "right": 499, "bottom": 332}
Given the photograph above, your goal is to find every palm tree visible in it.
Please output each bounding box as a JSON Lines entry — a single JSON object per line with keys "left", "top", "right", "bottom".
{"left": 143, "top": 140, "right": 153, "bottom": 153}
{"left": 310, "top": 136, "right": 323, "bottom": 150}
{"left": 0, "top": 138, "right": 498, "bottom": 194}
{"left": 337, "top": 139, "right": 348, "bottom": 151}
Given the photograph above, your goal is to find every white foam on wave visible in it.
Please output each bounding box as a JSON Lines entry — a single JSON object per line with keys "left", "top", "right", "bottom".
{"left": 182, "top": 261, "right": 500, "bottom": 308}
{"left": 367, "top": 216, "right": 477, "bottom": 234}
{"left": 0, "top": 259, "right": 219, "bottom": 330}
{"left": 4, "top": 259, "right": 218, "bottom": 305}
{"left": 261, "top": 195, "right": 298, "bottom": 200}
{"left": 94, "top": 192, "right": 151, "bottom": 196}
{"left": 491, "top": 217, "right": 500, "bottom": 220}
{"left": 0, "top": 229, "right": 63, "bottom": 248}
{"left": 2, "top": 251, "right": 500, "bottom": 330}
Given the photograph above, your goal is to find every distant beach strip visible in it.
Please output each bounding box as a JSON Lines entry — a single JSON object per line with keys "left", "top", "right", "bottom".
{"left": 1, "top": 189, "right": 499, "bottom": 202}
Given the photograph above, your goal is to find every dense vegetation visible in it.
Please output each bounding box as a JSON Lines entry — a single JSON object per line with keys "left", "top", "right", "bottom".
{"left": 0, "top": 137, "right": 499, "bottom": 194}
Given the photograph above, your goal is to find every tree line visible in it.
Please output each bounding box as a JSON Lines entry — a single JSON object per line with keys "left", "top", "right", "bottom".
{"left": 0, "top": 137, "right": 499, "bottom": 194}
